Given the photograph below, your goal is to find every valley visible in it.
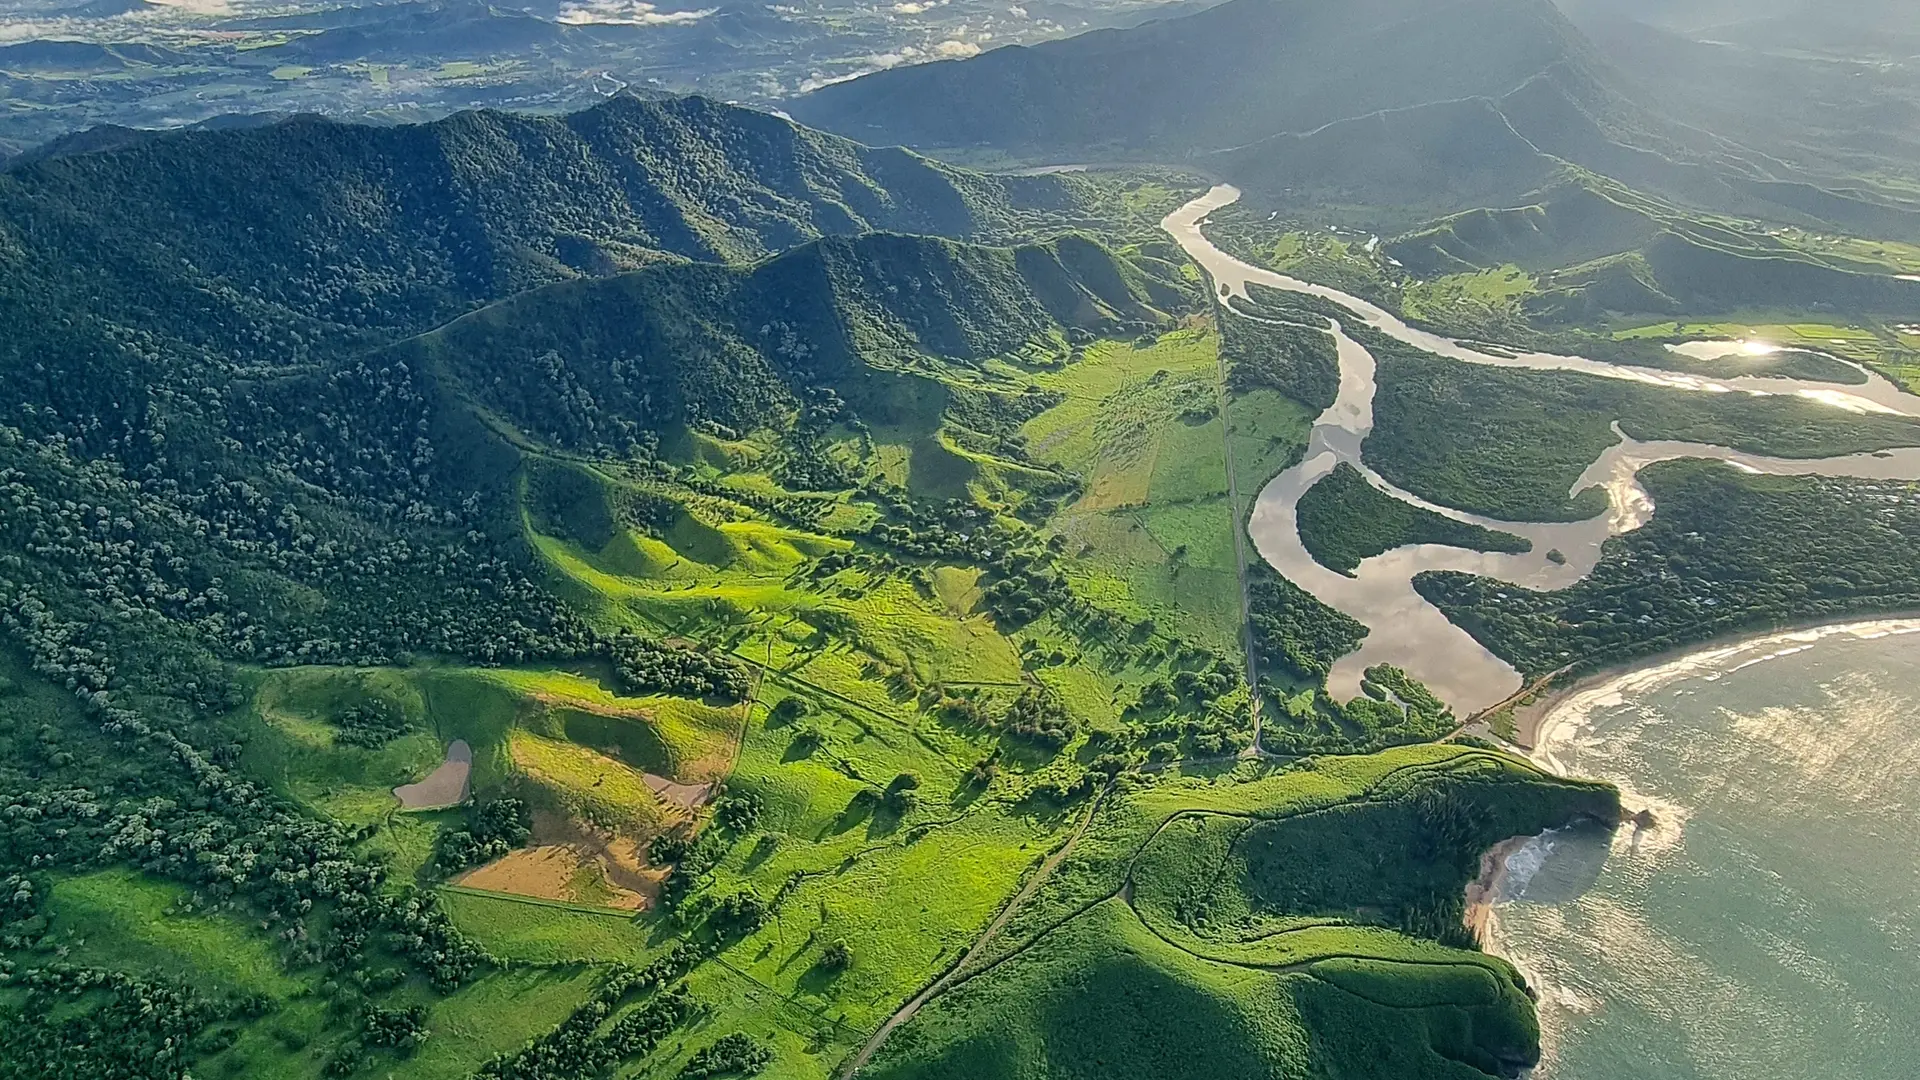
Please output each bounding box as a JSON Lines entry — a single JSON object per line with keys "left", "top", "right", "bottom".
{"left": 3, "top": 1, "right": 1920, "bottom": 1078}
{"left": 1168, "top": 185, "right": 1920, "bottom": 713}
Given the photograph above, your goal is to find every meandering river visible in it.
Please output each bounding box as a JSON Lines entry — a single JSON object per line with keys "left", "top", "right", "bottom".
{"left": 1160, "top": 186, "right": 1920, "bottom": 713}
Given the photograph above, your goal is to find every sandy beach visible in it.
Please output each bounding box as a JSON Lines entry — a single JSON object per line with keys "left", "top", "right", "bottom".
{"left": 1465, "top": 834, "right": 1535, "bottom": 945}
{"left": 1504, "top": 613, "right": 1920, "bottom": 751}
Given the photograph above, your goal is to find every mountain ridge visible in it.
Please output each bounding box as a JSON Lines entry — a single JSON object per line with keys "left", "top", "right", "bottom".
{"left": 0, "top": 92, "right": 1097, "bottom": 460}
{"left": 370, "top": 227, "right": 1189, "bottom": 455}
{"left": 792, "top": 0, "right": 1614, "bottom": 159}
{"left": 788, "top": 0, "right": 1919, "bottom": 232}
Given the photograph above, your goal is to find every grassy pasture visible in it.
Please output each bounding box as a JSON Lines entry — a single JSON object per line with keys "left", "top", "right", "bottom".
{"left": 15, "top": 867, "right": 608, "bottom": 1080}
{"left": 865, "top": 745, "right": 1617, "bottom": 1080}
{"left": 1018, "top": 330, "right": 1252, "bottom": 651}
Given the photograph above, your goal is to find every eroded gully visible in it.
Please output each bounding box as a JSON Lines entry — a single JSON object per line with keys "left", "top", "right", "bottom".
{"left": 1162, "top": 185, "right": 1920, "bottom": 715}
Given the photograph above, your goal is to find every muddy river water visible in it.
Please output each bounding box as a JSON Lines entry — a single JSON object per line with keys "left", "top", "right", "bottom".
{"left": 1161, "top": 186, "right": 1920, "bottom": 713}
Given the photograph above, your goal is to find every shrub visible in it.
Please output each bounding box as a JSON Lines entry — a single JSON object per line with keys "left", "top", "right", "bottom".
{"left": 682, "top": 1033, "right": 773, "bottom": 1078}
{"left": 334, "top": 700, "right": 411, "bottom": 749}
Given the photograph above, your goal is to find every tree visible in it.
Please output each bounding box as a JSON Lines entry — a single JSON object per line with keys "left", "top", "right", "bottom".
{"left": 818, "top": 940, "right": 853, "bottom": 970}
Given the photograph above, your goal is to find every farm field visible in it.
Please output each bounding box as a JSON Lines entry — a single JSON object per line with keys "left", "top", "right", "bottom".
{"left": 1019, "top": 330, "right": 1250, "bottom": 653}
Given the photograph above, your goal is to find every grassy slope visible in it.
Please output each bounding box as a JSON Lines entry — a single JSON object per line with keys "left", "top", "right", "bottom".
{"left": 1021, "top": 330, "right": 1248, "bottom": 653}
{"left": 399, "top": 338, "right": 1265, "bottom": 1075}
{"left": 3, "top": 295, "right": 1607, "bottom": 1080}
{"left": 867, "top": 746, "right": 1619, "bottom": 1080}
{"left": 19, "top": 836, "right": 607, "bottom": 1080}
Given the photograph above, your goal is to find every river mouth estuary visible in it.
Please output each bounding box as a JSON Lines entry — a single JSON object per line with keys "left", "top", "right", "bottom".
{"left": 1161, "top": 188, "right": 1920, "bottom": 1078}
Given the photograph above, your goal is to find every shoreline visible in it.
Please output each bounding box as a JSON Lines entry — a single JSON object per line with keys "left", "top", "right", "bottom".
{"left": 1465, "top": 834, "right": 1535, "bottom": 945}
{"left": 1505, "top": 612, "right": 1920, "bottom": 752}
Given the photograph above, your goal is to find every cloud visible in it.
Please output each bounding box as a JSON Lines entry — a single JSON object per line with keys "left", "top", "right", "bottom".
{"left": 798, "top": 69, "right": 870, "bottom": 93}
{"left": 931, "top": 38, "right": 979, "bottom": 57}
{"left": 862, "top": 45, "right": 921, "bottom": 67}
{"left": 891, "top": 0, "right": 946, "bottom": 13}
{"left": 0, "top": 20, "right": 67, "bottom": 43}
{"left": 556, "top": 1, "right": 716, "bottom": 26}
{"left": 138, "top": 0, "right": 235, "bottom": 15}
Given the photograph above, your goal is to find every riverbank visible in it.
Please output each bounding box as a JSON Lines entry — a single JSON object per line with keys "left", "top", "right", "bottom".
{"left": 1162, "top": 186, "right": 1920, "bottom": 719}
{"left": 1509, "top": 614, "right": 1920, "bottom": 752}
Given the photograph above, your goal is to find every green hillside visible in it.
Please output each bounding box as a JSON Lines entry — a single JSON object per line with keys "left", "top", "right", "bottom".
{"left": 0, "top": 97, "right": 1268, "bottom": 1080}
{"left": 1205, "top": 180, "right": 1920, "bottom": 396}
{"left": 0, "top": 86, "right": 1658, "bottom": 1080}
{"left": 1389, "top": 177, "right": 1920, "bottom": 320}
{"left": 386, "top": 230, "right": 1183, "bottom": 454}
{"left": 0, "top": 92, "right": 1098, "bottom": 457}
{"left": 866, "top": 746, "right": 1620, "bottom": 1080}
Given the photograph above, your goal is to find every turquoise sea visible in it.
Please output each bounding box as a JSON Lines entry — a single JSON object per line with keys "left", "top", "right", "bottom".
{"left": 1492, "top": 622, "right": 1920, "bottom": 1080}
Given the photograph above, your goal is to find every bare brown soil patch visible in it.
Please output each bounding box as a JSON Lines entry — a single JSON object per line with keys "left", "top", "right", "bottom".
{"left": 643, "top": 774, "right": 712, "bottom": 811}
{"left": 394, "top": 739, "right": 471, "bottom": 809}
{"left": 454, "top": 808, "right": 664, "bottom": 910}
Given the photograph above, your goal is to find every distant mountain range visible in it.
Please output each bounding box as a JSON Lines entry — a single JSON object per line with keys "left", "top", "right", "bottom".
{"left": 796, "top": 0, "right": 1612, "bottom": 158}
{"left": 791, "top": 0, "right": 1920, "bottom": 231}
{"left": 0, "top": 41, "right": 194, "bottom": 71}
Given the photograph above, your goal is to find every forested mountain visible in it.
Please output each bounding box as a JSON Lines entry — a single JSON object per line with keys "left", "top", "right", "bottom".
{"left": 0, "top": 88, "right": 1236, "bottom": 1078}
{"left": 1561, "top": 1, "right": 1920, "bottom": 184}
{"left": 382, "top": 230, "right": 1184, "bottom": 453}
{"left": 795, "top": 0, "right": 1616, "bottom": 155}
{"left": 0, "top": 88, "right": 1141, "bottom": 675}
{"left": 0, "top": 93, "right": 1089, "bottom": 459}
